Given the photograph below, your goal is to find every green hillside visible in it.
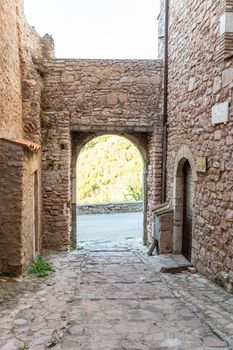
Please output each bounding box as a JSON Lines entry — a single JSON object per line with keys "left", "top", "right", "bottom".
{"left": 77, "top": 135, "right": 143, "bottom": 204}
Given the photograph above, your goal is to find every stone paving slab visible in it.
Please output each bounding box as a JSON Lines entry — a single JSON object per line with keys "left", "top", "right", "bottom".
{"left": 0, "top": 239, "right": 233, "bottom": 349}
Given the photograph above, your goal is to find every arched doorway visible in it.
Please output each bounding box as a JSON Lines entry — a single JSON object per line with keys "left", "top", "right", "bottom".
{"left": 72, "top": 133, "right": 148, "bottom": 247}
{"left": 182, "top": 160, "right": 193, "bottom": 261}
{"left": 173, "top": 145, "right": 197, "bottom": 262}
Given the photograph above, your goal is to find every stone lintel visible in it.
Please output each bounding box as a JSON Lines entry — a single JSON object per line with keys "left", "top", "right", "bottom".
{"left": 70, "top": 125, "right": 154, "bottom": 134}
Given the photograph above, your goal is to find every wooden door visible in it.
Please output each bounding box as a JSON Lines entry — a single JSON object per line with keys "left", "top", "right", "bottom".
{"left": 182, "top": 161, "right": 193, "bottom": 261}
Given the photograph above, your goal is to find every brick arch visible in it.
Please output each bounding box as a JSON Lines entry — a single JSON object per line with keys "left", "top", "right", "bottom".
{"left": 173, "top": 145, "right": 197, "bottom": 259}
{"left": 71, "top": 132, "right": 150, "bottom": 248}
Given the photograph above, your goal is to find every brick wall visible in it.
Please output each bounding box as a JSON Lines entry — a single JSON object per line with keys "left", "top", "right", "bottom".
{"left": 166, "top": 0, "right": 233, "bottom": 289}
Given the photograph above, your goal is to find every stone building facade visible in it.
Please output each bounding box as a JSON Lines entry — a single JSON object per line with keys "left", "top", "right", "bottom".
{"left": 0, "top": 0, "right": 163, "bottom": 273}
{"left": 0, "top": 0, "right": 52, "bottom": 274}
{"left": 0, "top": 0, "right": 233, "bottom": 293}
{"left": 158, "top": 0, "right": 233, "bottom": 290}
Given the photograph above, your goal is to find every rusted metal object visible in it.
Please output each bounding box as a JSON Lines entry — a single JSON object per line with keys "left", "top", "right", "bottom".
{"left": 160, "top": 264, "right": 192, "bottom": 274}
{"left": 147, "top": 238, "right": 159, "bottom": 256}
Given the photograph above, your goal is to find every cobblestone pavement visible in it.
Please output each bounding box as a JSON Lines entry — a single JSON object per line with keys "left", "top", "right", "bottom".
{"left": 0, "top": 239, "right": 233, "bottom": 350}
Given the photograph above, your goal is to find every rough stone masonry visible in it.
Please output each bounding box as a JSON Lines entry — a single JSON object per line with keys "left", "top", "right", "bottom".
{"left": 158, "top": 0, "right": 233, "bottom": 291}
{"left": 0, "top": 0, "right": 233, "bottom": 296}
{"left": 0, "top": 0, "right": 164, "bottom": 274}
{"left": 41, "top": 59, "right": 163, "bottom": 250}
{"left": 1, "top": 240, "right": 233, "bottom": 349}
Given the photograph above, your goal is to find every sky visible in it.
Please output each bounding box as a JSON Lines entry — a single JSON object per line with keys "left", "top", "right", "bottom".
{"left": 24, "top": 0, "right": 160, "bottom": 59}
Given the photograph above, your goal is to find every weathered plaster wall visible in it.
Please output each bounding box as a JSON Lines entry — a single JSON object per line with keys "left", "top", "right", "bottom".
{"left": 166, "top": 0, "right": 233, "bottom": 289}
{"left": 41, "top": 59, "right": 163, "bottom": 249}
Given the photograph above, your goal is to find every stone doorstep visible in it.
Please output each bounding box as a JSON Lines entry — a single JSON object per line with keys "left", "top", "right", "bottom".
{"left": 160, "top": 264, "right": 193, "bottom": 274}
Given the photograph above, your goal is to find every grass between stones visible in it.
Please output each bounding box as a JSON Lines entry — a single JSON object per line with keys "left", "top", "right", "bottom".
{"left": 77, "top": 241, "right": 88, "bottom": 250}
{"left": 28, "top": 255, "right": 54, "bottom": 278}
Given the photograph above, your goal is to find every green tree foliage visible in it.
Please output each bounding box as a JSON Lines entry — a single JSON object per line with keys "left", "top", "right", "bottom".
{"left": 77, "top": 135, "right": 143, "bottom": 204}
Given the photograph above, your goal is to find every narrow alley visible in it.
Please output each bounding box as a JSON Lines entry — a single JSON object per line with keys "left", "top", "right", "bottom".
{"left": 1, "top": 240, "right": 233, "bottom": 350}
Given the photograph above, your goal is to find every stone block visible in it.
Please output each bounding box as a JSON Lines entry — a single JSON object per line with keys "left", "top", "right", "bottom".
{"left": 212, "top": 102, "right": 229, "bottom": 125}
{"left": 220, "top": 12, "right": 233, "bottom": 35}
{"left": 222, "top": 67, "right": 233, "bottom": 88}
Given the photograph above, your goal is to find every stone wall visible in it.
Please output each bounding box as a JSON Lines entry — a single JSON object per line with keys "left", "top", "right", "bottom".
{"left": 22, "top": 151, "right": 42, "bottom": 271}
{"left": 166, "top": 0, "right": 233, "bottom": 289}
{"left": 42, "top": 59, "right": 163, "bottom": 129}
{"left": 0, "top": 139, "right": 41, "bottom": 275}
{"left": 77, "top": 201, "right": 143, "bottom": 215}
{"left": 19, "top": 18, "right": 54, "bottom": 144}
{"left": 159, "top": 210, "right": 173, "bottom": 254}
{"left": 0, "top": 0, "right": 53, "bottom": 142}
{"left": 0, "top": 0, "right": 50, "bottom": 275}
{"left": 0, "top": 140, "right": 24, "bottom": 275}
{"left": 42, "top": 59, "right": 163, "bottom": 249}
{"left": 41, "top": 110, "right": 72, "bottom": 251}
{"left": 147, "top": 129, "right": 163, "bottom": 241}
{"left": 0, "top": 0, "right": 23, "bottom": 139}
{"left": 1, "top": 0, "right": 233, "bottom": 289}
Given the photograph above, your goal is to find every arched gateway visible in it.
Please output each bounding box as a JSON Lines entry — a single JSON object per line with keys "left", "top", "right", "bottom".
{"left": 41, "top": 59, "right": 163, "bottom": 250}
{"left": 71, "top": 133, "right": 147, "bottom": 247}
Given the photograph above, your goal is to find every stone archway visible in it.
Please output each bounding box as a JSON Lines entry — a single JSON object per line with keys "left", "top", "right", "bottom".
{"left": 41, "top": 59, "right": 163, "bottom": 251}
{"left": 173, "top": 145, "right": 197, "bottom": 260}
{"left": 71, "top": 131, "right": 149, "bottom": 248}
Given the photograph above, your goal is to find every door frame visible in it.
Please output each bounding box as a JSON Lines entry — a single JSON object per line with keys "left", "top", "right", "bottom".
{"left": 173, "top": 145, "right": 197, "bottom": 261}
{"left": 71, "top": 131, "right": 149, "bottom": 248}
{"left": 182, "top": 160, "right": 193, "bottom": 261}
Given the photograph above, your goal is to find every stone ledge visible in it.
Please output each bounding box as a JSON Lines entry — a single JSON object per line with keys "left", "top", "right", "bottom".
{"left": 70, "top": 125, "right": 154, "bottom": 133}
{"left": 77, "top": 201, "right": 143, "bottom": 215}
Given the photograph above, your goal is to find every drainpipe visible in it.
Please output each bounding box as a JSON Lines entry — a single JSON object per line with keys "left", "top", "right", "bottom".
{"left": 161, "top": 0, "right": 169, "bottom": 204}
{"left": 148, "top": 0, "right": 169, "bottom": 256}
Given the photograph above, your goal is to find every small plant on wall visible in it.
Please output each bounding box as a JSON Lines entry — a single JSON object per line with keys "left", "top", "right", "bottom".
{"left": 124, "top": 184, "right": 143, "bottom": 201}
